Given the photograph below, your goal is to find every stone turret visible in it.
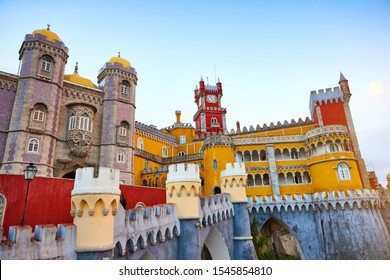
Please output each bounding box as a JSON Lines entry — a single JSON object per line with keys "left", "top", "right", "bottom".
{"left": 71, "top": 167, "right": 120, "bottom": 259}
{"left": 220, "top": 162, "right": 247, "bottom": 202}
{"left": 166, "top": 163, "right": 201, "bottom": 219}
{"left": 220, "top": 162, "right": 257, "bottom": 260}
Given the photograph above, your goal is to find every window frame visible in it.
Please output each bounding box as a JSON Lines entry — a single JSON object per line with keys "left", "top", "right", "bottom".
{"left": 41, "top": 56, "right": 53, "bottom": 72}
{"left": 28, "top": 138, "right": 39, "bottom": 153}
{"left": 337, "top": 163, "right": 352, "bottom": 180}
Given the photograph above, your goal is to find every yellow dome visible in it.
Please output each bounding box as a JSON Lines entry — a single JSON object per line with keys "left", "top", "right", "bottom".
{"left": 109, "top": 55, "right": 131, "bottom": 68}
{"left": 32, "top": 26, "right": 62, "bottom": 42}
{"left": 64, "top": 69, "right": 98, "bottom": 89}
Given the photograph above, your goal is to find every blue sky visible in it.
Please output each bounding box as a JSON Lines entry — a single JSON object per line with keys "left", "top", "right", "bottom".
{"left": 1, "top": 0, "right": 389, "bottom": 185}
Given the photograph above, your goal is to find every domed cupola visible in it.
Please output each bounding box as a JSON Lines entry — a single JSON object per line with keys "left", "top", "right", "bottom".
{"left": 32, "top": 24, "right": 62, "bottom": 42}
{"left": 64, "top": 62, "right": 98, "bottom": 89}
{"left": 108, "top": 52, "right": 131, "bottom": 69}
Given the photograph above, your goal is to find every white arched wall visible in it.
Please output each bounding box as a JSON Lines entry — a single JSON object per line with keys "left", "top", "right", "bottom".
{"left": 204, "top": 226, "right": 231, "bottom": 260}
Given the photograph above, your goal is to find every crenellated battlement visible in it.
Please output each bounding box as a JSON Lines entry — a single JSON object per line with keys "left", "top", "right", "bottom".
{"left": 220, "top": 162, "right": 246, "bottom": 178}
{"left": 114, "top": 204, "right": 180, "bottom": 254}
{"left": 309, "top": 86, "right": 344, "bottom": 116}
{"left": 248, "top": 189, "right": 382, "bottom": 214}
{"left": 72, "top": 167, "right": 120, "bottom": 196}
{"left": 229, "top": 117, "right": 313, "bottom": 135}
{"left": 166, "top": 163, "right": 201, "bottom": 184}
{"left": 0, "top": 224, "right": 76, "bottom": 260}
{"left": 199, "top": 193, "right": 234, "bottom": 227}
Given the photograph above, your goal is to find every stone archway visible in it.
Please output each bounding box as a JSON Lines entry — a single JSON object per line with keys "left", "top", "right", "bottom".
{"left": 201, "top": 226, "right": 230, "bottom": 260}
{"left": 259, "top": 217, "right": 303, "bottom": 259}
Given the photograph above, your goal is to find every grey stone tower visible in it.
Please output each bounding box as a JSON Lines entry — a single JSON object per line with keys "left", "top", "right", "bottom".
{"left": 0, "top": 26, "right": 68, "bottom": 176}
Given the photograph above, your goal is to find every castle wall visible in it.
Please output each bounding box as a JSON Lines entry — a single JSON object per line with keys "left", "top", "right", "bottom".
{"left": 0, "top": 81, "right": 16, "bottom": 165}
{"left": 250, "top": 197, "right": 390, "bottom": 259}
{"left": 0, "top": 174, "right": 165, "bottom": 237}
{"left": 0, "top": 224, "right": 76, "bottom": 260}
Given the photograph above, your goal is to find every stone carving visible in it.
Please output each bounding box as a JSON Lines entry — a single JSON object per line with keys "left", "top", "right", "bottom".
{"left": 66, "top": 106, "right": 94, "bottom": 158}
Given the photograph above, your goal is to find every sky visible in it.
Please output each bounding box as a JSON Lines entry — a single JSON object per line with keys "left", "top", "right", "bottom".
{"left": 0, "top": 0, "right": 389, "bottom": 185}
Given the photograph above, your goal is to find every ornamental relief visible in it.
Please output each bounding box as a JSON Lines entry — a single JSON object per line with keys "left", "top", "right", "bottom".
{"left": 66, "top": 105, "right": 94, "bottom": 158}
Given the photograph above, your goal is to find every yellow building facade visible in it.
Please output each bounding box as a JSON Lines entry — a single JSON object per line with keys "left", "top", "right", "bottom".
{"left": 133, "top": 76, "right": 367, "bottom": 201}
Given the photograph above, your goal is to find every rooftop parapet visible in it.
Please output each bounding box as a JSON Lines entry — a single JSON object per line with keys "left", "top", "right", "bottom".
{"left": 72, "top": 167, "right": 120, "bottom": 196}
{"left": 220, "top": 162, "right": 246, "bottom": 178}
{"left": 114, "top": 204, "right": 180, "bottom": 254}
{"left": 199, "top": 193, "right": 234, "bottom": 227}
{"left": 166, "top": 163, "right": 201, "bottom": 184}
{"left": 248, "top": 189, "right": 382, "bottom": 214}
{"left": 0, "top": 224, "right": 76, "bottom": 260}
{"left": 228, "top": 117, "right": 313, "bottom": 135}
{"left": 309, "top": 86, "right": 343, "bottom": 117}
{"left": 304, "top": 124, "right": 349, "bottom": 140}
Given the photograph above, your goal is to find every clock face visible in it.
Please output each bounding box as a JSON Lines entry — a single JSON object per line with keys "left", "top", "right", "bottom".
{"left": 207, "top": 95, "right": 217, "bottom": 103}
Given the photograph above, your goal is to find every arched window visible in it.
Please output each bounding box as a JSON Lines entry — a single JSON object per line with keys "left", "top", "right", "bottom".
{"left": 260, "top": 149, "right": 267, "bottom": 161}
{"left": 119, "top": 125, "right": 128, "bottom": 137}
{"left": 162, "top": 146, "right": 168, "bottom": 157}
{"left": 338, "top": 163, "right": 351, "bottom": 180}
{"left": 291, "top": 148, "right": 299, "bottom": 159}
{"left": 236, "top": 151, "right": 243, "bottom": 162}
{"left": 137, "top": 138, "right": 144, "bottom": 150}
{"left": 117, "top": 121, "right": 129, "bottom": 145}
{"left": 41, "top": 56, "right": 53, "bottom": 72}
{"left": 119, "top": 80, "right": 130, "bottom": 100}
{"left": 243, "top": 150, "right": 251, "bottom": 162}
{"left": 117, "top": 151, "right": 125, "bottom": 162}
{"left": 252, "top": 150, "right": 259, "bottom": 161}
{"left": 29, "top": 103, "right": 47, "bottom": 132}
{"left": 68, "top": 113, "right": 92, "bottom": 132}
{"left": 211, "top": 117, "right": 219, "bottom": 127}
{"left": 28, "top": 138, "right": 39, "bottom": 152}
{"left": 263, "top": 173, "right": 270, "bottom": 185}
{"left": 254, "top": 174, "right": 262, "bottom": 186}
{"left": 178, "top": 151, "right": 185, "bottom": 156}
{"left": 295, "top": 172, "right": 303, "bottom": 184}
{"left": 247, "top": 174, "right": 254, "bottom": 187}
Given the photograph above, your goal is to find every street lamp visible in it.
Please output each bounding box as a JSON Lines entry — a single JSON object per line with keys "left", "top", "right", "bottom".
{"left": 21, "top": 163, "right": 37, "bottom": 226}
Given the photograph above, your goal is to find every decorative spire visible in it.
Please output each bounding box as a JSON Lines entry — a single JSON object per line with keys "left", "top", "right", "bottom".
{"left": 200, "top": 76, "right": 203, "bottom": 82}
{"left": 339, "top": 72, "right": 347, "bottom": 82}
{"left": 74, "top": 62, "right": 78, "bottom": 73}
{"left": 118, "top": 51, "right": 121, "bottom": 58}
{"left": 47, "top": 24, "right": 51, "bottom": 31}
{"left": 217, "top": 77, "right": 221, "bottom": 83}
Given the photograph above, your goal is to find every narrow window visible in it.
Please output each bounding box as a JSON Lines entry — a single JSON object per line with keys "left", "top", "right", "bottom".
{"left": 119, "top": 126, "right": 127, "bottom": 137}
{"left": 162, "top": 146, "right": 168, "bottom": 157}
{"left": 137, "top": 138, "right": 144, "bottom": 150}
{"left": 41, "top": 56, "right": 53, "bottom": 72}
{"left": 180, "top": 135, "right": 186, "bottom": 144}
{"left": 117, "top": 152, "right": 125, "bottom": 162}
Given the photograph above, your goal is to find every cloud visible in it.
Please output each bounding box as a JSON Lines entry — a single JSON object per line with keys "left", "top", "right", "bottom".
{"left": 353, "top": 80, "right": 390, "bottom": 186}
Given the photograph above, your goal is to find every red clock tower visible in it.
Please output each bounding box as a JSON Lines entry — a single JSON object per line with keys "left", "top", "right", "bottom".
{"left": 193, "top": 77, "right": 227, "bottom": 137}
